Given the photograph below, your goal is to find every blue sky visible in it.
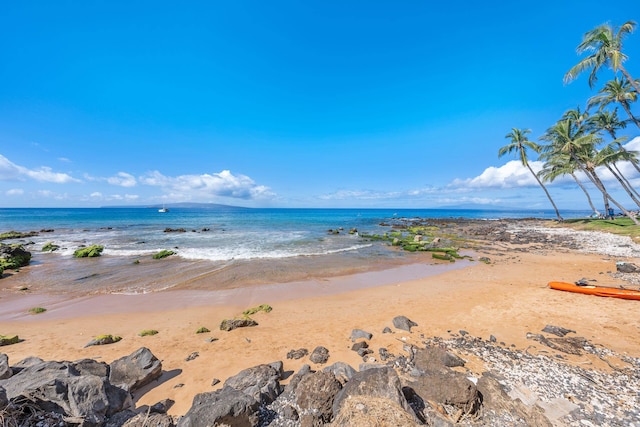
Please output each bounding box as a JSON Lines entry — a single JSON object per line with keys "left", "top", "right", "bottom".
{"left": 1, "top": 1, "right": 639, "bottom": 210}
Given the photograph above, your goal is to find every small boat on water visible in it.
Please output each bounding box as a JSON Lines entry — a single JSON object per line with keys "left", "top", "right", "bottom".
{"left": 548, "top": 281, "right": 640, "bottom": 300}
{"left": 158, "top": 205, "right": 169, "bottom": 213}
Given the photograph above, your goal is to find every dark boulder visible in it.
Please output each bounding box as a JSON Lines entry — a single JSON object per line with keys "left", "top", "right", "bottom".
{"left": 294, "top": 370, "right": 342, "bottom": 426}
{"left": 109, "top": 347, "right": 162, "bottom": 393}
{"left": 309, "top": 346, "right": 330, "bottom": 364}
{"left": 332, "top": 366, "right": 417, "bottom": 422}
{"left": 0, "top": 359, "right": 130, "bottom": 426}
{"left": 286, "top": 348, "right": 309, "bottom": 359}
{"left": 177, "top": 386, "right": 260, "bottom": 427}
{"left": 413, "top": 346, "right": 466, "bottom": 370}
{"left": 393, "top": 316, "right": 418, "bottom": 332}
{"left": 322, "top": 362, "right": 356, "bottom": 385}
{"left": 0, "top": 244, "right": 32, "bottom": 270}
{"left": 616, "top": 261, "right": 640, "bottom": 273}
{"left": 223, "top": 363, "right": 282, "bottom": 404}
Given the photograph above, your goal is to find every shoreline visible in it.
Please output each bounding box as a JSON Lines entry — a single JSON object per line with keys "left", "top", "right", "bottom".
{"left": 1, "top": 219, "right": 639, "bottom": 423}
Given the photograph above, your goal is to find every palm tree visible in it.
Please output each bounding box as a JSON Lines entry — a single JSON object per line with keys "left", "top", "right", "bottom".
{"left": 589, "top": 108, "right": 640, "bottom": 197}
{"left": 564, "top": 20, "right": 640, "bottom": 93}
{"left": 596, "top": 142, "right": 640, "bottom": 206}
{"left": 539, "top": 153, "right": 600, "bottom": 216}
{"left": 587, "top": 77, "right": 640, "bottom": 128}
{"left": 540, "top": 119, "right": 639, "bottom": 224}
{"left": 498, "top": 128, "right": 563, "bottom": 221}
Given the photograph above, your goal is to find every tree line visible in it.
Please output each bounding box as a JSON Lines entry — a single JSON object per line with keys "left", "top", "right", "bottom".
{"left": 499, "top": 20, "right": 640, "bottom": 224}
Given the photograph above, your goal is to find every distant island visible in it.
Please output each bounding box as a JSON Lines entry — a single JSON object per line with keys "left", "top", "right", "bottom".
{"left": 101, "top": 202, "right": 249, "bottom": 210}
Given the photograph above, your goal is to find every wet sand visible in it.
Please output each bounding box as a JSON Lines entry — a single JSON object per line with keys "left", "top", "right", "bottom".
{"left": 0, "top": 227, "right": 639, "bottom": 417}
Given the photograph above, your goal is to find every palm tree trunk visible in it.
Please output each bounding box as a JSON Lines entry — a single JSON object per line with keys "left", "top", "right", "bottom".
{"left": 612, "top": 163, "right": 640, "bottom": 199}
{"left": 526, "top": 163, "right": 563, "bottom": 221}
{"left": 571, "top": 172, "right": 600, "bottom": 216}
{"left": 606, "top": 164, "right": 640, "bottom": 208}
{"left": 620, "top": 65, "right": 640, "bottom": 94}
{"left": 620, "top": 101, "right": 640, "bottom": 129}
{"left": 588, "top": 166, "right": 639, "bottom": 224}
{"left": 612, "top": 137, "right": 640, "bottom": 175}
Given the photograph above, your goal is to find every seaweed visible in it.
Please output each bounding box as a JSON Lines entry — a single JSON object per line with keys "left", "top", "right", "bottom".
{"left": 153, "top": 250, "right": 175, "bottom": 259}
{"left": 73, "top": 245, "right": 104, "bottom": 258}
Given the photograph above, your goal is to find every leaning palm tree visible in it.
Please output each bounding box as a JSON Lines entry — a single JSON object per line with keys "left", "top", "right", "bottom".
{"left": 540, "top": 119, "right": 639, "bottom": 224}
{"left": 564, "top": 20, "right": 640, "bottom": 93}
{"left": 596, "top": 142, "right": 640, "bottom": 207}
{"left": 539, "top": 152, "right": 600, "bottom": 216}
{"left": 499, "top": 128, "right": 563, "bottom": 221}
{"left": 587, "top": 77, "right": 640, "bottom": 128}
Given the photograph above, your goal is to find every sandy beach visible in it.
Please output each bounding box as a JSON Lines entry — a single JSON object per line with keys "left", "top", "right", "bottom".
{"left": 1, "top": 220, "right": 639, "bottom": 421}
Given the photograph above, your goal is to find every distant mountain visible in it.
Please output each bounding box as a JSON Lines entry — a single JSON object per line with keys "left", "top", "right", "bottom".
{"left": 101, "top": 202, "right": 249, "bottom": 210}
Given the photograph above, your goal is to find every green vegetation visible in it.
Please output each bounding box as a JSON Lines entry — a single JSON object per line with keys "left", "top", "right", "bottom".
{"left": 93, "top": 334, "right": 122, "bottom": 343}
{"left": 500, "top": 20, "right": 640, "bottom": 225}
{"left": 561, "top": 217, "right": 640, "bottom": 242}
{"left": 73, "top": 245, "right": 104, "bottom": 258}
{"left": 360, "top": 227, "right": 465, "bottom": 261}
{"left": 0, "top": 335, "right": 20, "bottom": 346}
{"left": 139, "top": 329, "right": 159, "bottom": 336}
{"left": 196, "top": 326, "right": 210, "bottom": 334}
{"left": 133, "top": 259, "right": 140, "bottom": 264}
{"left": 0, "top": 244, "right": 32, "bottom": 274}
{"left": 243, "top": 304, "right": 273, "bottom": 316}
{"left": 153, "top": 249, "right": 175, "bottom": 259}
{"left": 41, "top": 242, "right": 60, "bottom": 252}
{"left": 0, "top": 231, "right": 38, "bottom": 240}
{"left": 28, "top": 307, "right": 46, "bottom": 314}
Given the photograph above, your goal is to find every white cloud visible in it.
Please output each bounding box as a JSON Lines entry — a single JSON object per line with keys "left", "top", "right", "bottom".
{"left": 6, "top": 188, "right": 24, "bottom": 196}
{"left": 0, "top": 154, "right": 80, "bottom": 183}
{"left": 107, "top": 172, "right": 137, "bottom": 187}
{"left": 450, "top": 160, "right": 540, "bottom": 189}
{"left": 90, "top": 192, "right": 103, "bottom": 197}
{"left": 58, "top": 157, "right": 71, "bottom": 163}
{"left": 140, "top": 169, "right": 274, "bottom": 200}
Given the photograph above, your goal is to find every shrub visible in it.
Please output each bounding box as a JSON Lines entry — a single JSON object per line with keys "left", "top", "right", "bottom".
{"left": 73, "top": 245, "right": 104, "bottom": 258}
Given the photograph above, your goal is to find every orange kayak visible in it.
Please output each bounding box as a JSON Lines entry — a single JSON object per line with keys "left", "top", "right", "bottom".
{"left": 549, "top": 281, "right": 640, "bottom": 300}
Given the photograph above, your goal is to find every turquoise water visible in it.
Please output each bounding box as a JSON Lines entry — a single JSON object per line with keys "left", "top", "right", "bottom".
{"left": 0, "top": 207, "right": 591, "bottom": 262}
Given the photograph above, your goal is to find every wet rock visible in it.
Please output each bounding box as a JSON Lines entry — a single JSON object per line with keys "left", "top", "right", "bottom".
{"left": 309, "top": 346, "right": 330, "bottom": 364}
{"left": 393, "top": 316, "right": 418, "bottom": 332}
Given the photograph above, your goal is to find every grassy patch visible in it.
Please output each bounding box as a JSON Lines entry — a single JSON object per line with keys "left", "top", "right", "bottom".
{"left": 28, "top": 307, "right": 46, "bottom": 314}
{"left": 560, "top": 218, "right": 640, "bottom": 243}
{"left": 242, "top": 304, "right": 273, "bottom": 316}
{"left": 196, "top": 326, "right": 210, "bottom": 334}
{"left": 139, "top": 329, "right": 159, "bottom": 336}
{"left": 153, "top": 249, "right": 175, "bottom": 259}
{"left": 73, "top": 245, "right": 104, "bottom": 258}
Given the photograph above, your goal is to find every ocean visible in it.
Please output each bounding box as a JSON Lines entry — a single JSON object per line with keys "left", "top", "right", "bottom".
{"left": 0, "top": 207, "right": 592, "bottom": 295}
{"left": 0, "top": 207, "right": 591, "bottom": 262}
